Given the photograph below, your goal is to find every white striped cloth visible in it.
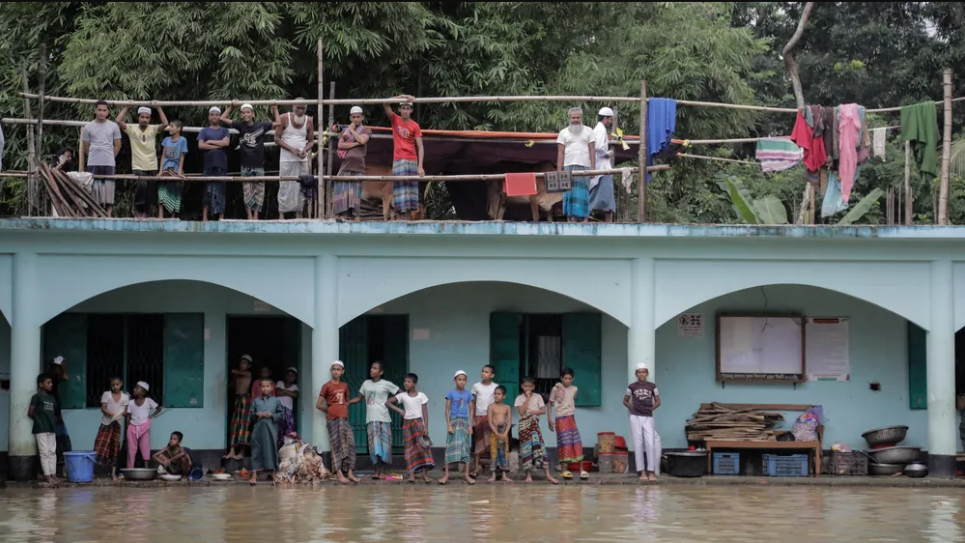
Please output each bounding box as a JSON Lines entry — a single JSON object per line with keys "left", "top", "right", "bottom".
{"left": 756, "top": 138, "right": 804, "bottom": 172}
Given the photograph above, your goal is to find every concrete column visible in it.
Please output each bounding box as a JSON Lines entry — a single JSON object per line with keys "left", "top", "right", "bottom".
{"left": 927, "top": 259, "right": 956, "bottom": 477}
{"left": 9, "top": 253, "right": 41, "bottom": 481}
{"left": 312, "top": 255, "right": 338, "bottom": 451}
{"left": 628, "top": 258, "right": 656, "bottom": 383}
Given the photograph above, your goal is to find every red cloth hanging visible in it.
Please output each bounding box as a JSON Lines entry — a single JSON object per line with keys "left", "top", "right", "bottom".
{"left": 790, "top": 111, "right": 828, "bottom": 172}
{"left": 504, "top": 172, "right": 537, "bottom": 197}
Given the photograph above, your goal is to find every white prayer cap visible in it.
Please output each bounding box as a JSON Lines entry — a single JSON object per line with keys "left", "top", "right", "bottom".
{"left": 209, "top": 106, "right": 222, "bottom": 114}
{"left": 241, "top": 103, "right": 254, "bottom": 112}
{"left": 241, "top": 354, "right": 253, "bottom": 362}
{"left": 331, "top": 360, "right": 344, "bottom": 368}
{"left": 136, "top": 381, "right": 150, "bottom": 392}
{"left": 454, "top": 370, "right": 467, "bottom": 379}
{"left": 598, "top": 107, "right": 615, "bottom": 117}
{"left": 286, "top": 366, "right": 298, "bottom": 374}
{"left": 53, "top": 356, "right": 64, "bottom": 365}
{"left": 137, "top": 107, "right": 151, "bottom": 116}
{"left": 350, "top": 106, "right": 363, "bottom": 115}
{"left": 635, "top": 362, "right": 648, "bottom": 371}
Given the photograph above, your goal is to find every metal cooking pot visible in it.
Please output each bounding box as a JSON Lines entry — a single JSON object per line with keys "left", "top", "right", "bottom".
{"left": 869, "top": 463, "right": 904, "bottom": 476}
{"left": 120, "top": 468, "right": 158, "bottom": 481}
{"left": 861, "top": 426, "right": 909, "bottom": 447}
{"left": 867, "top": 446, "right": 921, "bottom": 465}
{"left": 663, "top": 451, "right": 708, "bottom": 478}
{"left": 904, "top": 463, "right": 928, "bottom": 478}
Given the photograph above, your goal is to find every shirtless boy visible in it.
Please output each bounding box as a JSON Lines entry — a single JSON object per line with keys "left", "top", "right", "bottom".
{"left": 487, "top": 386, "right": 513, "bottom": 483}
{"left": 225, "top": 354, "right": 253, "bottom": 460}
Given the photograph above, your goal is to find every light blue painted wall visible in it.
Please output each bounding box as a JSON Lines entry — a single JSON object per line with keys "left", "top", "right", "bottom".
{"left": 0, "top": 322, "right": 9, "bottom": 452}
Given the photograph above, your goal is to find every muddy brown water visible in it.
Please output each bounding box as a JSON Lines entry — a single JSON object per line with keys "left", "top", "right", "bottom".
{"left": 0, "top": 486, "right": 963, "bottom": 542}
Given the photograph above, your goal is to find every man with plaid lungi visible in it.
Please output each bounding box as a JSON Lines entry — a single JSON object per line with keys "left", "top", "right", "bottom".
{"left": 556, "top": 107, "right": 596, "bottom": 223}
{"left": 383, "top": 95, "right": 425, "bottom": 220}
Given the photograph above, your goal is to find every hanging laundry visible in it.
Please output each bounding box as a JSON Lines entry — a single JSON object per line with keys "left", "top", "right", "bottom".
{"left": 857, "top": 106, "right": 870, "bottom": 165}
{"left": 901, "top": 102, "right": 939, "bottom": 180}
{"left": 756, "top": 138, "right": 803, "bottom": 172}
{"left": 809, "top": 105, "right": 824, "bottom": 138}
{"left": 837, "top": 104, "right": 861, "bottom": 204}
{"left": 822, "top": 107, "right": 836, "bottom": 159}
{"left": 821, "top": 171, "right": 849, "bottom": 218}
{"left": 504, "top": 172, "right": 537, "bottom": 197}
{"left": 872, "top": 128, "right": 887, "bottom": 160}
{"left": 790, "top": 110, "right": 827, "bottom": 172}
{"left": 646, "top": 98, "right": 677, "bottom": 181}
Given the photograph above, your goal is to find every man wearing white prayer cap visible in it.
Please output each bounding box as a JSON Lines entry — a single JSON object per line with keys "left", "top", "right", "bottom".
{"left": 590, "top": 106, "right": 617, "bottom": 222}
{"left": 334, "top": 105, "right": 371, "bottom": 219}
{"left": 116, "top": 104, "right": 169, "bottom": 218}
{"left": 221, "top": 101, "right": 282, "bottom": 220}
{"left": 624, "top": 361, "right": 662, "bottom": 482}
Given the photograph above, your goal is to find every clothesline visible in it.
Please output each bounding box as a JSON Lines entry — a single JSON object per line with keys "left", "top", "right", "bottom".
{"left": 676, "top": 153, "right": 758, "bottom": 166}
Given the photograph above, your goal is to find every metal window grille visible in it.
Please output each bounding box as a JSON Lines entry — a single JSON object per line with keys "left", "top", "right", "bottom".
{"left": 524, "top": 314, "right": 563, "bottom": 397}
{"left": 85, "top": 314, "right": 165, "bottom": 407}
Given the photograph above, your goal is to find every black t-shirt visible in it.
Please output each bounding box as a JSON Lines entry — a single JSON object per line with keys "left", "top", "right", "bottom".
{"left": 234, "top": 121, "right": 273, "bottom": 169}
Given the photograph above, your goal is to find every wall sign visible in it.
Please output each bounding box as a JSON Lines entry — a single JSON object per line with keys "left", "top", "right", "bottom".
{"left": 677, "top": 313, "right": 704, "bottom": 337}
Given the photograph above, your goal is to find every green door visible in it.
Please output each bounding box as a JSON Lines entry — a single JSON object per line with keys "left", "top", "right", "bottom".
{"left": 490, "top": 313, "right": 521, "bottom": 400}
{"left": 381, "top": 315, "right": 409, "bottom": 452}
{"left": 340, "top": 316, "right": 370, "bottom": 453}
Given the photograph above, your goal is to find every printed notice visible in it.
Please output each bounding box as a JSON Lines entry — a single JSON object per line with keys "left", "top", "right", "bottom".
{"left": 253, "top": 300, "right": 272, "bottom": 313}
{"left": 806, "top": 317, "right": 850, "bottom": 381}
{"left": 677, "top": 313, "right": 704, "bottom": 338}
{"left": 412, "top": 329, "right": 430, "bottom": 341}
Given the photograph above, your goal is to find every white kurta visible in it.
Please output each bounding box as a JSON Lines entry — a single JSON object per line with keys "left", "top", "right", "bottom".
{"left": 590, "top": 122, "right": 612, "bottom": 189}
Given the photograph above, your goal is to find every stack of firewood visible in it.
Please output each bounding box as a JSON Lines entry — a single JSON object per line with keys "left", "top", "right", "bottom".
{"left": 685, "top": 402, "right": 785, "bottom": 442}
{"left": 39, "top": 165, "right": 108, "bottom": 218}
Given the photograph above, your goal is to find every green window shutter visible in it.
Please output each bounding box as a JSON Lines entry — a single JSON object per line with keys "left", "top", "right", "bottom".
{"left": 340, "top": 316, "right": 369, "bottom": 453}
{"left": 381, "top": 315, "right": 409, "bottom": 451}
{"left": 563, "top": 313, "right": 602, "bottom": 407}
{"left": 489, "top": 313, "right": 521, "bottom": 397}
{"left": 43, "top": 313, "right": 87, "bottom": 409}
{"left": 162, "top": 313, "right": 205, "bottom": 408}
{"left": 908, "top": 322, "right": 927, "bottom": 410}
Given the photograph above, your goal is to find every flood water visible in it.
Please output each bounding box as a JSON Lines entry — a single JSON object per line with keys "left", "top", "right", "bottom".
{"left": 0, "top": 485, "right": 963, "bottom": 542}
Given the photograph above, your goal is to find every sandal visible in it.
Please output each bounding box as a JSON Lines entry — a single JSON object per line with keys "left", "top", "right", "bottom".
{"left": 580, "top": 471, "right": 589, "bottom": 480}
{"left": 561, "top": 471, "right": 574, "bottom": 480}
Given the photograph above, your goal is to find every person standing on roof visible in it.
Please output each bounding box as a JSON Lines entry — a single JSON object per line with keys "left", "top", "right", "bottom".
{"left": 333, "top": 106, "right": 371, "bottom": 220}
{"left": 275, "top": 101, "right": 315, "bottom": 219}
{"left": 221, "top": 102, "right": 281, "bottom": 220}
{"left": 383, "top": 95, "right": 425, "bottom": 221}
{"left": 556, "top": 107, "right": 596, "bottom": 223}
{"left": 116, "top": 106, "right": 169, "bottom": 219}
{"left": 82, "top": 100, "right": 123, "bottom": 217}
{"left": 590, "top": 107, "right": 616, "bottom": 223}
{"left": 197, "top": 106, "right": 231, "bottom": 222}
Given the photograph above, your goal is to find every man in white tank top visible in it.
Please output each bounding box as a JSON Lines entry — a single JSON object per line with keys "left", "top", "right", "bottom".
{"left": 275, "top": 101, "right": 315, "bottom": 219}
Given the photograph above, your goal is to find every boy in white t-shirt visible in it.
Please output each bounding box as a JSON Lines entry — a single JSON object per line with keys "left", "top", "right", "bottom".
{"left": 386, "top": 373, "right": 434, "bottom": 483}
{"left": 470, "top": 364, "right": 498, "bottom": 477}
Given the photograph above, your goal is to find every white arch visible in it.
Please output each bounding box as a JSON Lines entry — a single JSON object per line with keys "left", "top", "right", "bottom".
{"left": 337, "top": 256, "right": 631, "bottom": 327}
{"left": 654, "top": 259, "right": 931, "bottom": 330}
{"left": 34, "top": 255, "right": 316, "bottom": 327}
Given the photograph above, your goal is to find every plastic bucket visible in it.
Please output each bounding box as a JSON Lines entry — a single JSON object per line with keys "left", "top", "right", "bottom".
{"left": 64, "top": 451, "right": 97, "bottom": 483}
{"left": 598, "top": 432, "right": 617, "bottom": 453}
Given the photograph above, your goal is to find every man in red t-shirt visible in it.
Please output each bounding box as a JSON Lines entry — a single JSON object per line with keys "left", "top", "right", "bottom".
{"left": 382, "top": 95, "right": 425, "bottom": 220}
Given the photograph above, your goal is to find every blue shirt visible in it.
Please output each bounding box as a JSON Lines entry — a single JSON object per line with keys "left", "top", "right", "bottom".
{"left": 161, "top": 136, "right": 188, "bottom": 172}
{"left": 445, "top": 389, "right": 473, "bottom": 419}
{"left": 198, "top": 126, "right": 230, "bottom": 172}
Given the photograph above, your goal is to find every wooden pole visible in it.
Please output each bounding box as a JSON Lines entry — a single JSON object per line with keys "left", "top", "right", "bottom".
{"left": 316, "top": 37, "right": 324, "bottom": 220}
{"left": 77, "top": 127, "right": 85, "bottom": 172}
{"left": 36, "top": 43, "right": 47, "bottom": 217}
{"left": 20, "top": 65, "right": 37, "bottom": 218}
{"left": 904, "top": 140, "right": 912, "bottom": 225}
{"left": 808, "top": 184, "right": 816, "bottom": 224}
{"left": 638, "top": 80, "right": 648, "bottom": 223}
{"left": 326, "top": 81, "right": 335, "bottom": 219}
{"left": 939, "top": 69, "right": 952, "bottom": 225}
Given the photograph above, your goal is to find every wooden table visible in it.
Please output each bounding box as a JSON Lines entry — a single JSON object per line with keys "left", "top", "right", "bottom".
{"left": 706, "top": 440, "right": 821, "bottom": 477}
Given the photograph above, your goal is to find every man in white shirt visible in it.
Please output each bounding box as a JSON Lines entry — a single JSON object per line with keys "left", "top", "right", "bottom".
{"left": 590, "top": 107, "right": 616, "bottom": 222}
{"left": 556, "top": 107, "right": 596, "bottom": 223}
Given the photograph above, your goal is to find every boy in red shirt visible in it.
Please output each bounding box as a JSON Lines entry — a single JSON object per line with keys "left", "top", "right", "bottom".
{"left": 382, "top": 95, "right": 424, "bottom": 220}
{"left": 317, "top": 360, "right": 358, "bottom": 484}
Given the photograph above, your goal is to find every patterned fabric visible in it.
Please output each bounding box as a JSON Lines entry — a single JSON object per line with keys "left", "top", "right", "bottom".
{"left": 93, "top": 422, "right": 122, "bottom": 467}
{"left": 333, "top": 170, "right": 364, "bottom": 215}
{"left": 555, "top": 415, "right": 584, "bottom": 463}
{"left": 445, "top": 416, "right": 472, "bottom": 465}
{"left": 402, "top": 418, "right": 435, "bottom": 473}
{"left": 755, "top": 138, "right": 803, "bottom": 172}
{"left": 490, "top": 422, "right": 510, "bottom": 473}
{"left": 276, "top": 405, "right": 295, "bottom": 450}
{"left": 203, "top": 167, "right": 226, "bottom": 216}
{"left": 392, "top": 159, "right": 420, "bottom": 213}
{"left": 518, "top": 414, "right": 548, "bottom": 471}
{"left": 279, "top": 161, "right": 308, "bottom": 214}
{"left": 242, "top": 166, "right": 265, "bottom": 212}
{"left": 562, "top": 164, "right": 590, "bottom": 219}
{"left": 367, "top": 421, "right": 392, "bottom": 465}
{"left": 132, "top": 169, "right": 157, "bottom": 212}
{"left": 89, "top": 165, "right": 116, "bottom": 206}
{"left": 229, "top": 394, "right": 252, "bottom": 447}
{"left": 473, "top": 414, "right": 491, "bottom": 456}
{"left": 158, "top": 169, "right": 182, "bottom": 213}
{"left": 328, "top": 417, "right": 357, "bottom": 473}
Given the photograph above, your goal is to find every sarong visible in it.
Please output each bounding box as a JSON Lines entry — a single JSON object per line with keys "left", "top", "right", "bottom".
{"left": 242, "top": 166, "right": 265, "bottom": 212}
{"left": 367, "top": 421, "right": 392, "bottom": 465}
{"left": 229, "top": 394, "right": 252, "bottom": 447}
{"left": 55, "top": 421, "right": 71, "bottom": 469}
{"left": 445, "top": 416, "right": 471, "bottom": 465}
{"left": 276, "top": 405, "right": 295, "bottom": 450}
{"left": 473, "top": 415, "right": 491, "bottom": 457}
{"left": 203, "top": 167, "right": 226, "bottom": 216}
{"left": 490, "top": 422, "right": 510, "bottom": 472}
{"left": 133, "top": 169, "right": 157, "bottom": 214}
{"left": 563, "top": 164, "right": 590, "bottom": 219}
{"left": 158, "top": 169, "right": 182, "bottom": 213}
{"left": 589, "top": 173, "right": 616, "bottom": 213}
{"left": 555, "top": 415, "right": 584, "bottom": 463}
{"left": 327, "top": 417, "right": 357, "bottom": 473}
{"left": 279, "top": 161, "right": 309, "bottom": 214}
{"left": 333, "top": 169, "right": 364, "bottom": 215}
{"left": 251, "top": 418, "right": 279, "bottom": 472}
{"left": 402, "top": 418, "right": 435, "bottom": 473}
{"left": 93, "top": 421, "right": 122, "bottom": 468}
{"left": 392, "top": 159, "right": 420, "bottom": 213}
{"left": 89, "top": 165, "right": 116, "bottom": 206}
{"left": 519, "top": 414, "right": 548, "bottom": 471}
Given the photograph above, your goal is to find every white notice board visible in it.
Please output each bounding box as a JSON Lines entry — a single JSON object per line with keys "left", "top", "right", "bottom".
{"left": 716, "top": 315, "right": 805, "bottom": 382}
{"left": 805, "top": 317, "right": 850, "bottom": 381}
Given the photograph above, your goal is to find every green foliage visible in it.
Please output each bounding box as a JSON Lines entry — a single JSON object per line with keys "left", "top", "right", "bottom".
{"left": 837, "top": 189, "right": 885, "bottom": 226}
{"left": 717, "top": 176, "right": 763, "bottom": 224}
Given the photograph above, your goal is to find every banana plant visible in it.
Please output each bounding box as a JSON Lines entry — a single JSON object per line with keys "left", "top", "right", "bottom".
{"left": 719, "top": 175, "right": 883, "bottom": 226}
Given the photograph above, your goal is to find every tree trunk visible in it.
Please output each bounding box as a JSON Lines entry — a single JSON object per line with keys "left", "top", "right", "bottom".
{"left": 783, "top": 2, "right": 816, "bottom": 110}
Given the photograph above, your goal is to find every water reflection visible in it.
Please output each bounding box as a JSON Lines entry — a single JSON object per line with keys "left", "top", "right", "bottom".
{"left": 0, "top": 486, "right": 963, "bottom": 542}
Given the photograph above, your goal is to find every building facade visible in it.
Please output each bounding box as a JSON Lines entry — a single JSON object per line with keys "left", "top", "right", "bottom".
{"left": 0, "top": 219, "right": 960, "bottom": 479}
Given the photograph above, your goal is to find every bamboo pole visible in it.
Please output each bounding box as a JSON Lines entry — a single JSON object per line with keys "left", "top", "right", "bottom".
{"left": 316, "top": 37, "right": 324, "bottom": 220}
{"left": 77, "top": 127, "right": 85, "bottom": 171}
{"left": 809, "top": 184, "right": 816, "bottom": 224}
{"left": 21, "top": 65, "right": 37, "bottom": 218}
{"left": 326, "top": 81, "right": 335, "bottom": 219}
{"left": 638, "top": 80, "right": 648, "bottom": 223}
{"left": 939, "top": 69, "right": 952, "bottom": 225}
{"left": 676, "top": 153, "right": 757, "bottom": 166}
{"left": 904, "top": 140, "right": 912, "bottom": 226}
{"left": 36, "top": 43, "right": 47, "bottom": 217}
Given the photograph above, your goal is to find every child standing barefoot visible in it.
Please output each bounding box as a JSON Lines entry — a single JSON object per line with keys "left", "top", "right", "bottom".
{"left": 28, "top": 374, "right": 59, "bottom": 485}
{"left": 125, "top": 381, "right": 161, "bottom": 469}
{"left": 441, "top": 370, "right": 474, "bottom": 485}
{"left": 387, "top": 373, "right": 433, "bottom": 483}
{"left": 515, "top": 377, "right": 559, "bottom": 484}
{"left": 225, "top": 355, "right": 253, "bottom": 460}
{"left": 487, "top": 386, "right": 513, "bottom": 483}
{"left": 470, "top": 365, "right": 498, "bottom": 477}
{"left": 94, "top": 377, "right": 129, "bottom": 480}
{"left": 624, "top": 362, "right": 661, "bottom": 482}
{"left": 350, "top": 362, "right": 399, "bottom": 480}
{"left": 318, "top": 361, "right": 358, "bottom": 484}
{"left": 549, "top": 368, "right": 586, "bottom": 480}
{"left": 249, "top": 378, "right": 284, "bottom": 485}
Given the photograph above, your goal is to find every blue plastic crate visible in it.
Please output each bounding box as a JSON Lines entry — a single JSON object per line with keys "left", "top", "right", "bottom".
{"left": 764, "top": 454, "right": 809, "bottom": 477}
{"left": 712, "top": 452, "right": 740, "bottom": 475}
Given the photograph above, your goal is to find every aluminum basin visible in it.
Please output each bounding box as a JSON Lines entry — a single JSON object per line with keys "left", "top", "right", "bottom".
{"left": 867, "top": 446, "right": 920, "bottom": 465}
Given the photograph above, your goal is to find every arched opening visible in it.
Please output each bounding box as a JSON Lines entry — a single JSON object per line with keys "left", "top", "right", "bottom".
{"left": 655, "top": 284, "right": 928, "bottom": 459}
